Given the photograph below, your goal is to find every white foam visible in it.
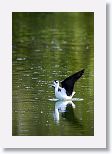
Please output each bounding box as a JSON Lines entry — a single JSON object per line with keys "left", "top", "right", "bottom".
{"left": 48, "top": 98, "right": 84, "bottom": 102}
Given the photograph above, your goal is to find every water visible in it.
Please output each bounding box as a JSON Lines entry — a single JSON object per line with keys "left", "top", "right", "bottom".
{"left": 12, "top": 12, "right": 94, "bottom": 136}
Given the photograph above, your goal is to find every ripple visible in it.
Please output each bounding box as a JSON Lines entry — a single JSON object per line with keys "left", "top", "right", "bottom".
{"left": 16, "top": 57, "right": 26, "bottom": 61}
{"left": 23, "top": 74, "right": 30, "bottom": 77}
{"left": 25, "top": 86, "right": 31, "bottom": 89}
{"left": 32, "top": 77, "right": 38, "bottom": 80}
{"left": 35, "top": 98, "right": 39, "bottom": 100}
{"left": 48, "top": 98, "right": 84, "bottom": 102}
{"left": 33, "top": 72, "right": 38, "bottom": 74}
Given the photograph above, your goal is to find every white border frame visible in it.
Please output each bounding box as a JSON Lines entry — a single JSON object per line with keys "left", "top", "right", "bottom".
{"left": 0, "top": 0, "right": 106, "bottom": 148}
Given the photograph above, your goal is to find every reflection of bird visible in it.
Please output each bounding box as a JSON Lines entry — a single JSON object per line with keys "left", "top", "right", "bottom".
{"left": 52, "top": 69, "right": 84, "bottom": 100}
{"left": 53, "top": 100, "right": 75, "bottom": 123}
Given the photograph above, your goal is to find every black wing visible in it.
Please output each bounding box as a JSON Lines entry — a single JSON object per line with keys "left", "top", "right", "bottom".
{"left": 61, "top": 69, "right": 84, "bottom": 96}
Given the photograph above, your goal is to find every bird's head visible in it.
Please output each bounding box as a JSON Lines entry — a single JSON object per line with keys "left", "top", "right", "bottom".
{"left": 52, "top": 80, "right": 59, "bottom": 88}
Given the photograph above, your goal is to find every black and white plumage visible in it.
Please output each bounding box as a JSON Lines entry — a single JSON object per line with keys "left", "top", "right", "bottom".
{"left": 52, "top": 69, "right": 84, "bottom": 100}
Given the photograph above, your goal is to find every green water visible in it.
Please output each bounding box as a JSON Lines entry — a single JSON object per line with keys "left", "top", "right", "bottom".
{"left": 12, "top": 12, "right": 94, "bottom": 136}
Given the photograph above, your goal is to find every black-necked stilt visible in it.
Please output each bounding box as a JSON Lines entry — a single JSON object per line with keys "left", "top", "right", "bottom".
{"left": 52, "top": 69, "right": 84, "bottom": 100}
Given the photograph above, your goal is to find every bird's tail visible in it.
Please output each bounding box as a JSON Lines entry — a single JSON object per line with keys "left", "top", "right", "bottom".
{"left": 72, "top": 91, "right": 75, "bottom": 97}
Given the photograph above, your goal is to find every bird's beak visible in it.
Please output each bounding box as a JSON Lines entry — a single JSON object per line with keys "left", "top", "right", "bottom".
{"left": 49, "top": 84, "right": 54, "bottom": 88}
{"left": 52, "top": 85, "right": 55, "bottom": 88}
{"left": 52, "top": 83, "right": 55, "bottom": 88}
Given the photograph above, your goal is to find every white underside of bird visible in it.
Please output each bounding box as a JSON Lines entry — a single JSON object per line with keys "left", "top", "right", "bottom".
{"left": 54, "top": 86, "right": 75, "bottom": 100}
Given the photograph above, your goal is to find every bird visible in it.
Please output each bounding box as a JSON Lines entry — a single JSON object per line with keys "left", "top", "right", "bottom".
{"left": 52, "top": 69, "right": 84, "bottom": 100}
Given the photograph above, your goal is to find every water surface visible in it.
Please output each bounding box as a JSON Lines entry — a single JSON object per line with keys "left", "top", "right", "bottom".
{"left": 12, "top": 12, "right": 94, "bottom": 136}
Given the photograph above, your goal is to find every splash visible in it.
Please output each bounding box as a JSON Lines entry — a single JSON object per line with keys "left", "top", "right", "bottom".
{"left": 48, "top": 98, "right": 83, "bottom": 102}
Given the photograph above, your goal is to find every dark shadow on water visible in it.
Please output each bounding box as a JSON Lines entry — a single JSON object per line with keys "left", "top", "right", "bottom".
{"left": 61, "top": 104, "right": 83, "bottom": 129}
